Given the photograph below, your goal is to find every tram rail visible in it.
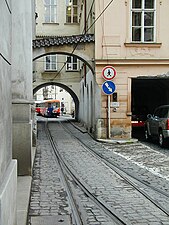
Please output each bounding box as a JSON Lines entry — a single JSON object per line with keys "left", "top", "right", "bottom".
{"left": 61, "top": 121, "right": 169, "bottom": 216}
{"left": 59, "top": 121, "right": 169, "bottom": 219}
{"left": 45, "top": 122, "right": 128, "bottom": 225}
{"left": 31, "top": 120, "right": 169, "bottom": 224}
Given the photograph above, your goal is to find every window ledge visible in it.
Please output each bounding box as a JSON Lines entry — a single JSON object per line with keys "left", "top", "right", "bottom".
{"left": 66, "top": 70, "right": 79, "bottom": 72}
{"left": 124, "top": 42, "right": 162, "bottom": 48}
{"left": 42, "top": 22, "right": 59, "bottom": 25}
{"left": 64, "top": 23, "right": 79, "bottom": 25}
{"left": 43, "top": 70, "right": 58, "bottom": 73}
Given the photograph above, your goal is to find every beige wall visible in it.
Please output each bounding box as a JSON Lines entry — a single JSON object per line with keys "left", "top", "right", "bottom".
{"left": 36, "top": 0, "right": 80, "bottom": 36}
{"left": 94, "top": 0, "right": 169, "bottom": 139}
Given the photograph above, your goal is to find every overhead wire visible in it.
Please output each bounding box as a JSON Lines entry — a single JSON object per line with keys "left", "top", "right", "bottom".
{"left": 50, "top": 0, "right": 95, "bottom": 81}
{"left": 50, "top": 0, "right": 114, "bottom": 81}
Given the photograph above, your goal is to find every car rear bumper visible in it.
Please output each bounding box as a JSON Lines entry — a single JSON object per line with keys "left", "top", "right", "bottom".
{"left": 132, "top": 121, "right": 145, "bottom": 127}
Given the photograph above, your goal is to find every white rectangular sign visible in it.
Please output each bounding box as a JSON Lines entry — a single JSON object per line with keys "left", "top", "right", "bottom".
{"left": 111, "top": 102, "right": 119, "bottom": 108}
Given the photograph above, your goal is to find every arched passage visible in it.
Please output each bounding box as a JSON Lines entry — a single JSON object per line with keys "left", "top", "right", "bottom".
{"left": 33, "top": 34, "right": 95, "bottom": 75}
{"left": 33, "top": 51, "right": 94, "bottom": 75}
{"left": 33, "top": 82, "right": 79, "bottom": 119}
{"left": 33, "top": 36, "right": 95, "bottom": 123}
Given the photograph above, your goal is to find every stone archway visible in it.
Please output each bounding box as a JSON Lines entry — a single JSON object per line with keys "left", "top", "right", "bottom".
{"left": 32, "top": 34, "right": 95, "bottom": 123}
{"left": 33, "top": 34, "right": 95, "bottom": 75}
{"left": 33, "top": 82, "right": 79, "bottom": 120}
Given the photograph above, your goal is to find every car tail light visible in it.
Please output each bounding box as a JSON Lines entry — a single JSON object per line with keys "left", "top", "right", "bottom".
{"left": 167, "top": 119, "right": 169, "bottom": 130}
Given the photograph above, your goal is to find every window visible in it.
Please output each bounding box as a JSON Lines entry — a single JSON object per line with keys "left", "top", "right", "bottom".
{"left": 66, "top": 56, "right": 78, "bottom": 71}
{"left": 131, "top": 0, "right": 155, "bottom": 42}
{"left": 66, "top": 0, "right": 78, "bottom": 23}
{"left": 45, "top": 55, "right": 57, "bottom": 71}
{"left": 44, "top": 0, "right": 57, "bottom": 23}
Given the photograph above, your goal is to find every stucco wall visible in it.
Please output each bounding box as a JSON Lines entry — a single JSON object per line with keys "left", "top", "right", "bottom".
{"left": 12, "top": 0, "right": 34, "bottom": 175}
{"left": 36, "top": 0, "right": 80, "bottom": 36}
{"left": 79, "top": 69, "right": 101, "bottom": 137}
{"left": 95, "top": 0, "right": 169, "bottom": 139}
{"left": 0, "top": 1, "right": 17, "bottom": 225}
{"left": 12, "top": 0, "right": 33, "bottom": 100}
{"left": 0, "top": 0, "right": 12, "bottom": 184}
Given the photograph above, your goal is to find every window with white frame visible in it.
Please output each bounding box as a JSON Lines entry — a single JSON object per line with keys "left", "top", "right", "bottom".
{"left": 44, "top": 0, "right": 57, "bottom": 23}
{"left": 45, "top": 55, "right": 57, "bottom": 71}
{"left": 131, "top": 0, "right": 156, "bottom": 42}
{"left": 66, "top": 56, "right": 78, "bottom": 71}
{"left": 66, "top": 0, "right": 78, "bottom": 23}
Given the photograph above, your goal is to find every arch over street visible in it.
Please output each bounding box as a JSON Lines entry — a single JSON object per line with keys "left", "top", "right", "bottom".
{"left": 33, "top": 34, "right": 95, "bottom": 74}
{"left": 33, "top": 82, "right": 79, "bottom": 119}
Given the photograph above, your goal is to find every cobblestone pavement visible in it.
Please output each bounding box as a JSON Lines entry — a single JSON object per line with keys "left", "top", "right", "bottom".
{"left": 29, "top": 121, "right": 119, "bottom": 225}
{"left": 49, "top": 121, "right": 169, "bottom": 224}
{"left": 28, "top": 123, "right": 73, "bottom": 225}
{"left": 29, "top": 118, "right": 169, "bottom": 224}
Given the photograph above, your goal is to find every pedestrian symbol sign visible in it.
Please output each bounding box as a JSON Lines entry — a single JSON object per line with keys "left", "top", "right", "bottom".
{"left": 102, "top": 81, "right": 116, "bottom": 95}
{"left": 102, "top": 66, "right": 117, "bottom": 80}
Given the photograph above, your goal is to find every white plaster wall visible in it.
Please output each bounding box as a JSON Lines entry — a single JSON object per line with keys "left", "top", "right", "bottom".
{"left": 11, "top": 0, "right": 35, "bottom": 175}
{"left": 79, "top": 69, "right": 101, "bottom": 136}
{"left": 12, "top": 0, "right": 33, "bottom": 100}
{"left": 0, "top": 161, "right": 17, "bottom": 225}
{"left": 0, "top": 1, "right": 17, "bottom": 225}
{"left": 0, "top": 0, "right": 12, "bottom": 185}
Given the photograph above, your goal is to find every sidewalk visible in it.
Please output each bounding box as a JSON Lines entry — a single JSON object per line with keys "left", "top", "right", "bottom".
{"left": 71, "top": 120, "right": 138, "bottom": 144}
{"left": 17, "top": 176, "right": 32, "bottom": 225}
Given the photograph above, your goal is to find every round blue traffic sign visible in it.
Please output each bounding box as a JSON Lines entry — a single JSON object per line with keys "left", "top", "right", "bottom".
{"left": 102, "top": 81, "right": 116, "bottom": 95}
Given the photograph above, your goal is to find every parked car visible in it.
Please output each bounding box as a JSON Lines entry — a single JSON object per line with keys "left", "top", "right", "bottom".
{"left": 132, "top": 106, "right": 148, "bottom": 128}
{"left": 144, "top": 105, "right": 169, "bottom": 147}
{"left": 132, "top": 114, "right": 146, "bottom": 128}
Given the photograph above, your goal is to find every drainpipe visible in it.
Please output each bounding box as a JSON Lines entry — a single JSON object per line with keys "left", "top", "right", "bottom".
{"left": 84, "top": 0, "right": 87, "bottom": 87}
{"left": 84, "top": 0, "right": 87, "bottom": 33}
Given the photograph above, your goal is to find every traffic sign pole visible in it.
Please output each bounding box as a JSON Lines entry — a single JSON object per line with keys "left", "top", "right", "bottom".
{"left": 102, "top": 65, "right": 117, "bottom": 139}
{"left": 108, "top": 95, "right": 111, "bottom": 139}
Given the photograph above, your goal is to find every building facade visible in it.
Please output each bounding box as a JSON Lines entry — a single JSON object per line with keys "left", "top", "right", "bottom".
{"left": 94, "top": 0, "right": 169, "bottom": 139}
{"left": 34, "top": 0, "right": 169, "bottom": 140}
{"left": 33, "top": 0, "right": 95, "bottom": 119}
{"left": 0, "top": 0, "right": 35, "bottom": 224}
{"left": 0, "top": 1, "right": 17, "bottom": 224}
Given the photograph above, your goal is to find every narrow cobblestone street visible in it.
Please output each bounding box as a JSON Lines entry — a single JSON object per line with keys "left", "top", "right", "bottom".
{"left": 28, "top": 119, "right": 169, "bottom": 225}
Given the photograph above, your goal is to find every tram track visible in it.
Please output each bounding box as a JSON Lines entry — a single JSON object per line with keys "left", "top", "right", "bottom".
{"left": 61, "top": 121, "right": 169, "bottom": 216}
{"left": 42, "top": 123, "right": 169, "bottom": 224}
{"left": 45, "top": 122, "right": 128, "bottom": 225}
{"left": 45, "top": 123, "right": 83, "bottom": 225}
{"left": 29, "top": 118, "right": 169, "bottom": 225}
{"left": 52, "top": 120, "right": 169, "bottom": 222}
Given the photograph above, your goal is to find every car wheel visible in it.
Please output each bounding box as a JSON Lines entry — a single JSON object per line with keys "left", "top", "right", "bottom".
{"left": 158, "top": 130, "right": 166, "bottom": 147}
{"left": 145, "top": 127, "right": 151, "bottom": 141}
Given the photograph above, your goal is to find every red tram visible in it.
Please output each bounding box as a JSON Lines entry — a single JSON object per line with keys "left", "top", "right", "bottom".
{"left": 35, "top": 99, "right": 60, "bottom": 117}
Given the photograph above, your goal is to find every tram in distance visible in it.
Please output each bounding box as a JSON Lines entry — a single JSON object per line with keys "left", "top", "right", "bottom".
{"left": 35, "top": 99, "right": 60, "bottom": 117}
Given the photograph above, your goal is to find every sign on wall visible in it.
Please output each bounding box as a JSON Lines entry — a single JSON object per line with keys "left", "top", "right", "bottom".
{"left": 102, "top": 66, "right": 117, "bottom": 80}
{"left": 102, "top": 80, "right": 116, "bottom": 95}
